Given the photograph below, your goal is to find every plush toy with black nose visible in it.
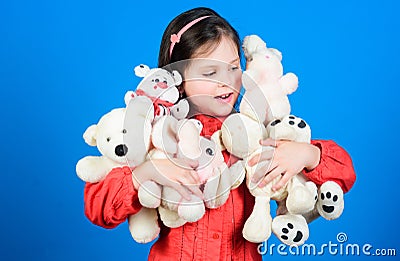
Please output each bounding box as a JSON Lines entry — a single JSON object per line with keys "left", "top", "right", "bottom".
{"left": 76, "top": 106, "right": 152, "bottom": 183}
{"left": 76, "top": 104, "right": 162, "bottom": 244}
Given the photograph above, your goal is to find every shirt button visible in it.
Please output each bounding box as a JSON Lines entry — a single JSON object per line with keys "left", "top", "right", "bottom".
{"left": 212, "top": 233, "right": 220, "bottom": 239}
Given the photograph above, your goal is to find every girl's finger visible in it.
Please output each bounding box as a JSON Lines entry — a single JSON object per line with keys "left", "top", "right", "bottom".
{"left": 169, "top": 182, "right": 191, "bottom": 201}
{"left": 272, "top": 171, "right": 293, "bottom": 191}
{"left": 251, "top": 160, "right": 277, "bottom": 183}
{"left": 248, "top": 153, "right": 261, "bottom": 167}
{"left": 189, "top": 170, "right": 201, "bottom": 184}
{"left": 251, "top": 162, "right": 272, "bottom": 184}
{"left": 185, "top": 159, "right": 199, "bottom": 169}
{"left": 259, "top": 166, "right": 285, "bottom": 187}
{"left": 185, "top": 184, "right": 204, "bottom": 199}
{"left": 248, "top": 148, "right": 274, "bottom": 167}
{"left": 178, "top": 174, "right": 196, "bottom": 186}
{"left": 259, "top": 138, "right": 277, "bottom": 147}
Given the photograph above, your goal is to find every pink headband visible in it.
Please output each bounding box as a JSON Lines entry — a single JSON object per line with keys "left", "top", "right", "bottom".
{"left": 169, "top": 15, "right": 211, "bottom": 58}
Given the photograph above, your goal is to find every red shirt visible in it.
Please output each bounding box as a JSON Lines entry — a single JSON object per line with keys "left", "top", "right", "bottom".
{"left": 84, "top": 115, "right": 356, "bottom": 261}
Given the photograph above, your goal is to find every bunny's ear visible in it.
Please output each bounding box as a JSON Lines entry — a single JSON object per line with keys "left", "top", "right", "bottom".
{"left": 134, "top": 64, "right": 151, "bottom": 77}
{"left": 83, "top": 124, "right": 97, "bottom": 146}
{"left": 171, "top": 70, "right": 183, "bottom": 86}
{"left": 268, "top": 48, "right": 282, "bottom": 61}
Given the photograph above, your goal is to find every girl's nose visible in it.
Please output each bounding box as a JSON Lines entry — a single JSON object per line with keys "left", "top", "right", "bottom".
{"left": 218, "top": 71, "right": 234, "bottom": 87}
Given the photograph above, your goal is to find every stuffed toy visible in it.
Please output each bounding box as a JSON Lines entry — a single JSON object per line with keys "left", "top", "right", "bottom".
{"left": 241, "top": 35, "right": 298, "bottom": 126}
{"left": 124, "top": 64, "right": 189, "bottom": 122}
{"left": 217, "top": 35, "right": 317, "bottom": 244}
{"left": 137, "top": 115, "right": 245, "bottom": 228}
{"left": 76, "top": 104, "right": 151, "bottom": 183}
{"left": 268, "top": 115, "right": 345, "bottom": 246}
{"left": 75, "top": 105, "right": 160, "bottom": 244}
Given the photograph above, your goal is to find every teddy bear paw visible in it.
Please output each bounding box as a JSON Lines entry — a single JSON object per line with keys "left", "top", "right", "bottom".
{"left": 272, "top": 214, "right": 309, "bottom": 246}
{"left": 177, "top": 195, "right": 205, "bottom": 222}
{"left": 316, "top": 181, "right": 344, "bottom": 220}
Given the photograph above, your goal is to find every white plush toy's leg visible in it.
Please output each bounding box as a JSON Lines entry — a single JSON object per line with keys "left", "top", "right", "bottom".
{"left": 138, "top": 180, "right": 162, "bottom": 208}
{"left": 128, "top": 207, "right": 160, "bottom": 243}
{"left": 243, "top": 196, "right": 272, "bottom": 243}
{"left": 214, "top": 165, "right": 231, "bottom": 207}
{"left": 178, "top": 195, "right": 205, "bottom": 222}
{"left": 317, "top": 181, "right": 344, "bottom": 220}
{"left": 286, "top": 175, "right": 315, "bottom": 214}
{"left": 204, "top": 165, "right": 231, "bottom": 209}
{"left": 272, "top": 214, "right": 309, "bottom": 246}
{"left": 229, "top": 160, "right": 246, "bottom": 190}
{"left": 158, "top": 206, "right": 187, "bottom": 228}
{"left": 203, "top": 174, "right": 220, "bottom": 209}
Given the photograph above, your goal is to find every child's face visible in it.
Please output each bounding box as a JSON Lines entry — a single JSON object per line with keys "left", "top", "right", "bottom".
{"left": 183, "top": 36, "right": 242, "bottom": 119}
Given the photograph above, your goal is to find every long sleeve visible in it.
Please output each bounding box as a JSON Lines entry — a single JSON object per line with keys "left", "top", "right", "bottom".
{"left": 84, "top": 166, "right": 142, "bottom": 229}
{"left": 302, "top": 140, "right": 356, "bottom": 193}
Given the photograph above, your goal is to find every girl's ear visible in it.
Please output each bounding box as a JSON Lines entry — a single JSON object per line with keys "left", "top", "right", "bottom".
{"left": 172, "top": 70, "right": 183, "bottom": 86}
{"left": 83, "top": 124, "right": 97, "bottom": 146}
{"left": 134, "top": 64, "right": 151, "bottom": 77}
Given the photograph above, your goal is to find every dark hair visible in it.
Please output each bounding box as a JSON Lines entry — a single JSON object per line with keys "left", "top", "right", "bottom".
{"left": 158, "top": 7, "right": 241, "bottom": 68}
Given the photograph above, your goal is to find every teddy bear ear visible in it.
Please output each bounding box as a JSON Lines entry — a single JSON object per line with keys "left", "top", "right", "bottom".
{"left": 268, "top": 48, "right": 282, "bottom": 61}
{"left": 171, "top": 70, "right": 183, "bottom": 86}
{"left": 134, "top": 64, "right": 150, "bottom": 78}
{"left": 83, "top": 124, "right": 97, "bottom": 146}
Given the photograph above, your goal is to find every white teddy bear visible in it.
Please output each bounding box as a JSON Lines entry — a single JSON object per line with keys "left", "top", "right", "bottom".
{"left": 124, "top": 64, "right": 189, "bottom": 122}
{"left": 75, "top": 104, "right": 161, "bottom": 244}
{"left": 218, "top": 35, "right": 317, "bottom": 244}
{"left": 268, "top": 115, "right": 345, "bottom": 246}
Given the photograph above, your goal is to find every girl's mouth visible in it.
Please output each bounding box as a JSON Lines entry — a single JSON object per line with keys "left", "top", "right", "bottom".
{"left": 214, "top": 92, "right": 233, "bottom": 103}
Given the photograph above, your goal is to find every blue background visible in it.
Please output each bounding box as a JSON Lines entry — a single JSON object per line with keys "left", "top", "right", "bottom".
{"left": 1, "top": 0, "right": 399, "bottom": 260}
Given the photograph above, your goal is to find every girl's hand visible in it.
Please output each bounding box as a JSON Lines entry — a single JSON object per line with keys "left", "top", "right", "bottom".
{"left": 248, "top": 138, "right": 320, "bottom": 191}
{"left": 132, "top": 158, "right": 203, "bottom": 200}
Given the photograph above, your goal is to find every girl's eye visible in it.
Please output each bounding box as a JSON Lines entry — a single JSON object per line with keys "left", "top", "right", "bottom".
{"left": 231, "top": 66, "right": 239, "bottom": 71}
{"left": 202, "top": 71, "right": 216, "bottom": 77}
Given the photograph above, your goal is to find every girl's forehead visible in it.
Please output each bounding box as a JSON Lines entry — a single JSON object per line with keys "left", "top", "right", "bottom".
{"left": 192, "top": 36, "right": 239, "bottom": 63}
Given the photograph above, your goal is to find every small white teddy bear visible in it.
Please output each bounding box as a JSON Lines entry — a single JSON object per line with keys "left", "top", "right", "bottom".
{"left": 75, "top": 104, "right": 161, "bottom": 244}
{"left": 124, "top": 64, "right": 189, "bottom": 122}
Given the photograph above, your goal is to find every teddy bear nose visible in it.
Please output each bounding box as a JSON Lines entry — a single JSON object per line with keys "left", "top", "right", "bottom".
{"left": 115, "top": 144, "right": 128, "bottom": 157}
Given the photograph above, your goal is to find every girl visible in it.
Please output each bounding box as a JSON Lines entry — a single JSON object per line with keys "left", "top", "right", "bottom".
{"left": 84, "top": 7, "right": 356, "bottom": 261}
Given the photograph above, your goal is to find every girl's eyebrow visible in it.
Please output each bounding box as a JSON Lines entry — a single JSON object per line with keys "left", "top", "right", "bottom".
{"left": 229, "top": 57, "right": 240, "bottom": 64}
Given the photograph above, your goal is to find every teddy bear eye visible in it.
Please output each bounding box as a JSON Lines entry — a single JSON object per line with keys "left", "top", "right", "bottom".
{"left": 206, "top": 148, "right": 214, "bottom": 156}
{"left": 163, "top": 80, "right": 167, "bottom": 84}
{"left": 155, "top": 78, "right": 159, "bottom": 83}
{"left": 106, "top": 137, "right": 111, "bottom": 142}
{"left": 122, "top": 129, "right": 127, "bottom": 134}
